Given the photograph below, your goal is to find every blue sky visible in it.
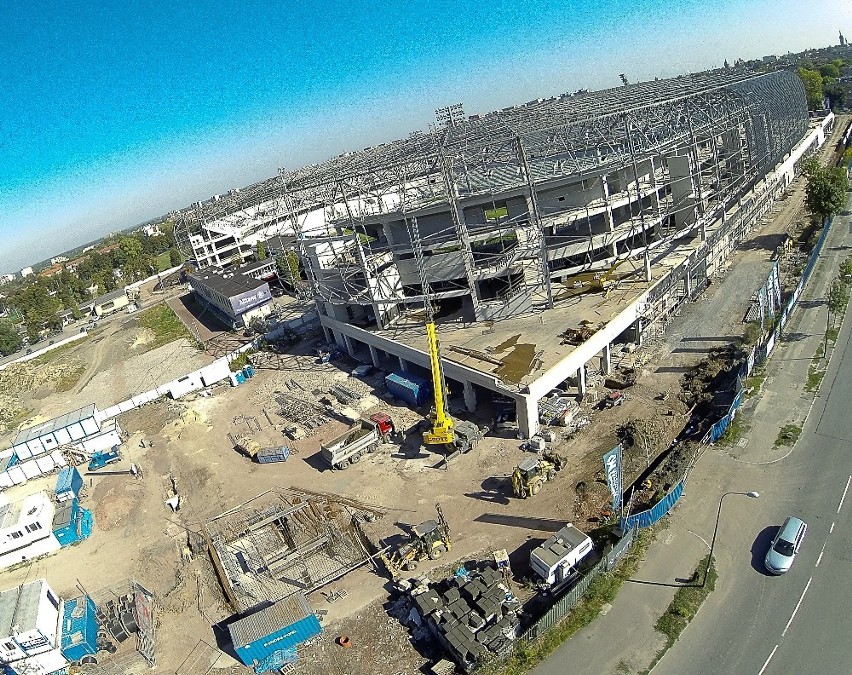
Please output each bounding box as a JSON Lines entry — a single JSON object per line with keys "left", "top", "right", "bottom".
{"left": 0, "top": 0, "right": 847, "bottom": 274}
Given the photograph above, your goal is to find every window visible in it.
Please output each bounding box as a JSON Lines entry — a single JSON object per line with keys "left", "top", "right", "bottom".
{"left": 46, "top": 590, "right": 59, "bottom": 610}
{"left": 25, "top": 523, "right": 42, "bottom": 533}
{"left": 3, "top": 641, "right": 15, "bottom": 651}
{"left": 9, "top": 531, "right": 23, "bottom": 539}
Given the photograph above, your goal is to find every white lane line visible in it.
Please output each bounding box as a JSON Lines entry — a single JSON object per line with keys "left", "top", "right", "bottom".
{"left": 758, "top": 645, "right": 779, "bottom": 675}
{"left": 782, "top": 577, "right": 813, "bottom": 637}
{"left": 838, "top": 475, "right": 851, "bottom": 514}
{"left": 831, "top": 521, "right": 836, "bottom": 534}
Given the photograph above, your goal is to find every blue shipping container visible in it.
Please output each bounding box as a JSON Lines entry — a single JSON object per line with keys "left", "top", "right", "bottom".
{"left": 256, "top": 446, "right": 291, "bottom": 464}
{"left": 55, "top": 466, "right": 83, "bottom": 501}
{"left": 53, "top": 498, "right": 93, "bottom": 547}
{"left": 243, "top": 365, "right": 256, "bottom": 378}
{"left": 385, "top": 372, "right": 432, "bottom": 407}
{"left": 235, "top": 372, "right": 247, "bottom": 385}
{"left": 230, "top": 594, "right": 321, "bottom": 666}
{"left": 61, "top": 596, "right": 98, "bottom": 662}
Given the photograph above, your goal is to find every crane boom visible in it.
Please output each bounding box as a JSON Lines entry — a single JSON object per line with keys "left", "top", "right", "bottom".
{"left": 406, "top": 217, "right": 455, "bottom": 447}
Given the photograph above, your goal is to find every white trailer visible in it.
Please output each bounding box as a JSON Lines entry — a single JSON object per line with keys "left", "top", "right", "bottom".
{"left": 530, "top": 523, "right": 593, "bottom": 590}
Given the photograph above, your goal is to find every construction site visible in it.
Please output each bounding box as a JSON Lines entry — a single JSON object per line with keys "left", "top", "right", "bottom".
{"left": 0, "top": 66, "right": 848, "bottom": 675}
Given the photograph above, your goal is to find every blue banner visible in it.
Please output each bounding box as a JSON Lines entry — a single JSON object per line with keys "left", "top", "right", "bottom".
{"left": 602, "top": 444, "right": 623, "bottom": 513}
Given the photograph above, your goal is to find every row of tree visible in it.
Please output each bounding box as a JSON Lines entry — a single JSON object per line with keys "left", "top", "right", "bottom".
{"left": 0, "top": 225, "right": 183, "bottom": 350}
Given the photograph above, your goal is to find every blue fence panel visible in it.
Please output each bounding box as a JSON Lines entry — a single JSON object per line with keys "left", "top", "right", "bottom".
{"left": 709, "top": 415, "right": 731, "bottom": 443}
{"left": 622, "top": 480, "right": 684, "bottom": 529}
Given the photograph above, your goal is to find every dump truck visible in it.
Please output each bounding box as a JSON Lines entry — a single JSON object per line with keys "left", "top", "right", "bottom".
{"left": 512, "top": 451, "right": 566, "bottom": 498}
{"left": 321, "top": 412, "right": 394, "bottom": 470}
{"left": 381, "top": 504, "right": 451, "bottom": 579}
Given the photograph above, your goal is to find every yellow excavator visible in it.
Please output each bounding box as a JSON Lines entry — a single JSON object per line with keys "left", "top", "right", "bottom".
{"left": 380, "top": 504, "right": 452, "bottom": 579}
{"left": 408, "top": 219, "right": 483, "bottom": 457}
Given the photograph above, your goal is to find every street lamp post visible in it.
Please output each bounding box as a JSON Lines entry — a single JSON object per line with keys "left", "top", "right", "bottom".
{"left": 703, "top": 490, "right": 760, "bottom": 587}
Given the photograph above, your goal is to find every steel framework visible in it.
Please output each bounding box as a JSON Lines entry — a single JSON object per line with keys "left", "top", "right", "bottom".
{"left": 176, "top": 69, "right": 808, "bottom": 326}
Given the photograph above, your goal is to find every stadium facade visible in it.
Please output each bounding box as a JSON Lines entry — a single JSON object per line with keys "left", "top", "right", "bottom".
{"left": 179, "top": 69, "right": 829, "bottom": 436}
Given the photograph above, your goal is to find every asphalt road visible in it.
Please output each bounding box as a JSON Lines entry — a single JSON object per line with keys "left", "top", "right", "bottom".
{"left": 653, "top": 314, "right": 852, "bottom": 673}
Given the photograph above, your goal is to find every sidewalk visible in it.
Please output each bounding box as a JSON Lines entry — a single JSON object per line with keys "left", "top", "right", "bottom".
{"left": 533, "top": 207, "right": 852, "bottom": 675}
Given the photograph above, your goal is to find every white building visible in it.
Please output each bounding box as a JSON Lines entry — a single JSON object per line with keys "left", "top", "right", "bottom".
{"left": 141, "top": 223, "right": 162, "bottom": 237}
{"left": 0, "top": 579, "right": 67, "bottom": 674}
{"left": 0, "top": 493, "right": 61, "bottom": 571}
{"left": 0, "top": 274, "right": 15, "bottom": 285}
{"left": 19, "top": 268, "right": 33, "bottom": 278}
{"left": 49, "top": 256, "right": 68, "bottom": 265}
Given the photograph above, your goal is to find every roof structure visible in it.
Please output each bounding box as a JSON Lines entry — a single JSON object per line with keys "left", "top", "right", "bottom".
{"left": 0, "top": 580, "right": 47, "bottom": 638}
{"left": 91, "top": 288, "right": 128, "bottom": 307}
{"left": 532, "top": 524, "right": 591, "bottom": 570}
{"left": 188, "top": 268, "right": 268, "bottom": 299}
{"left": 13, "top": 405, "right": 98, "bottom": 446}
{"left": 229, "top": 594, "right": 313, "bottom": 648}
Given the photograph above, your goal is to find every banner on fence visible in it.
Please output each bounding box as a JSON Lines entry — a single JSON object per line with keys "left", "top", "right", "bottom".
{"left": 602, "top": 444, "right": 623, "bottom": 513}
{"left": 621, "top": 480, "right": 685, "bottom": 530}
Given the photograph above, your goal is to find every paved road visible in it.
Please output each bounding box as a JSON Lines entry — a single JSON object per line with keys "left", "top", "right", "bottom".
{"left": 653, "top": 301, "right": 852, "bottom": 674}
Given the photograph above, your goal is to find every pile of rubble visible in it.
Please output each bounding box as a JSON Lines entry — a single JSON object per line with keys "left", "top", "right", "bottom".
{"left": 391, "top": 565, "right": 522, "bottom": 673}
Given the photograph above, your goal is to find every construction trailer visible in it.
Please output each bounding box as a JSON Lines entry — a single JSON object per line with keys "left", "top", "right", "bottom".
{"left": 530, "top": 523, "right": 594, "bottom": 592}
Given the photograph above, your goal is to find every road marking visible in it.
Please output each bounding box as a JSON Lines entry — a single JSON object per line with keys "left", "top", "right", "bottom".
{"left": 831, "top": 521, "right": 836, "bottom": 533}
{"left": 758, "top": 645, "right": 779, "bottom": 675}
{"left": 782, "top": 576, "right": 812, "bottom": 637}
{"left": 837, "top": 475, "right": 851, "bottom": 514}
{"left": 816, "top": 545, "right": 825, "bottom": 568}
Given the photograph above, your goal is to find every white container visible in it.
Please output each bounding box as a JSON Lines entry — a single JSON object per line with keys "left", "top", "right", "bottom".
{"left": 7, "top": 466, "right": 27, "bottom": 485}
{"left": 0, "top": 472, "right": 13, "bottom": 488}
{"left": 50, "top": 450, "right": 67, "bottom": 468}
{"left": 20, "top": 460, "right": 43, "bottom": 479}
{"left": 35, "top": 456, "right": 56, "bottom": 474}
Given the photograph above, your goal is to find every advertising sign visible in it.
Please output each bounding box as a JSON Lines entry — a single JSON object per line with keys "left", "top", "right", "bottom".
{"left": 602, "top": 444, "right": 623, "bottom": 513}
{"left": 229, "top": 283, "right": 271, "bottom": 315}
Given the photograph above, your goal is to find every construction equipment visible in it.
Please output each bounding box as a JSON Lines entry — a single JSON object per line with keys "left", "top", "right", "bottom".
{"left": 381, "top": 504, "right": 452, "bottom": 579}
{"left": 407, "top": 218, "right": 483, "bottom": 458}
{"left": 320, "top": 413, "right": 395, "bottom": 470}
{"left": 512, "top": 451, "right": 565, "bottom": 498}
{"left": 88, "top": 447, "right": 121, "bottom": 472}
{"left": 601, "top": 390, "right": 627, "bottom": 409}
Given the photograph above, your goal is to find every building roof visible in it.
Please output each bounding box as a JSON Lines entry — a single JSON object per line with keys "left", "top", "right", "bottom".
{"left": 188, "top": 268, "right": 269, "bottom": 299}
{"left": 13, "top": 405, "right": 97, "bottom": 446}
{"left": 240, "top": 258, "right": 277, "bottom": 278}
{"left": 229, "top": 594, "right": 314, "bottom": 648}
{"left": 532, "top": 524, "right": 590, "bottom": 570}
{"left": 0, "top": 580, "right": 48, "bottom": 638}
{"left": 91, "top": 288, "right": 128, "bottom": 307}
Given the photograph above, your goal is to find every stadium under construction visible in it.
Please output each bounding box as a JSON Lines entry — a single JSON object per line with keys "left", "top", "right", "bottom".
{"left": 177, "top": 69, "right": 831, "bottom": 437}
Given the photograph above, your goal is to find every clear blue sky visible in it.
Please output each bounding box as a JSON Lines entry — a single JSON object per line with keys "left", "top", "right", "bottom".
{"left": 0, "top": 0, "right": 846, "bottom": 274}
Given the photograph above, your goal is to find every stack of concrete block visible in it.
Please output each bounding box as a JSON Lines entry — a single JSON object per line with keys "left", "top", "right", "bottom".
{"left": 405, "top": 565, "right": 521, "bottom": 673}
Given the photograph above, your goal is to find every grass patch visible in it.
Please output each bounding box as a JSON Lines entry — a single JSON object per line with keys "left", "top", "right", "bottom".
{"left": 745, "top": 368, "right": 766, "bottom": 395}
{"left": 719, "top": 412, "right": 747, "bottom": 447}
{"left": 55, "top": 363, "right": 87, "bottom": 393}
{"left": 477, "top": 529, "right": 654, "bottom": 675}
{"left": 137, "top": 304, "right": 194, "bottom": 351}
{"left": 642, "top": 556, "right": 717, "bottom": 673}
{"left": 774, "top": 423, "right": 802, "bottom": 448}
{"left": 30, "top": 341, "right": 79, "bottom": 365}
{"left": 826, "top": 326, "right": 840, "bottom": 344}
{"left": 805, "top": 364, "right": 825, "bottom": 392}
{"left": 155, "top": 251, "right": 173, "bottom": 272}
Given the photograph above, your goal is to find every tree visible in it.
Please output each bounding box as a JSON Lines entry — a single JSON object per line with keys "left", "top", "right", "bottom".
{"left": 824, "top": 81, "right": 846, "bottom": 110}
{"left": 169, "top": 247, "right": 183, "bottom": 267}
{"left": 802, "top": 157, "right": 849, "bottom": 222}
{"left": 797, "top": 67, "right": 824, "bottom": 110}
{"left": 276, "top": 251, "right": 300, "bottom": 286}
{"left": 256, "top": 242, "right": 267, "bottom": 261}
{"left": 0, "top": 319, "right": 22, "bottom": 356}
{"left": 819, "top": 63, "right": 841, "bottom": 80}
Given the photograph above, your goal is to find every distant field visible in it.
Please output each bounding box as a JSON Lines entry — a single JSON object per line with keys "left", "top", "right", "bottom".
{"left": 155, "top": 251, "right": 173, "bottom": 272}
{"left": 137, "top": 303, "right": 192, "bottom": 350}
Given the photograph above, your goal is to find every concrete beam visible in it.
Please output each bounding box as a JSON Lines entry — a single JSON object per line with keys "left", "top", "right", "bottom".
{"left": 516, "top": 393, "right": 537, "bottom": 439}
{"left": 601, "top": 343, "right": 612, "bottom": 375}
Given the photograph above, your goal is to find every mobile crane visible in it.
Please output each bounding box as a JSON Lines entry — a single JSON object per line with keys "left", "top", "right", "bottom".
{"left": 408, "top": 219, "right": 483, "bottom": 457}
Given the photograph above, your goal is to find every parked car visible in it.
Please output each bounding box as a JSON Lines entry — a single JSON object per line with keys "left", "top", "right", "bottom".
{"left": 765, "top": 516, "right": 807, "bottom": 575}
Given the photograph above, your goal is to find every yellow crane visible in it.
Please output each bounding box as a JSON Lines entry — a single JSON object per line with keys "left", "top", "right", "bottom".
{"left": 407, "top": 218, "right": 482, "bottom": 456}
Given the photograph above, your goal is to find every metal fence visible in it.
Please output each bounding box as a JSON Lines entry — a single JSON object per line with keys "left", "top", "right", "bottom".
{"left": 518, "top": 526, "right": 637, "bottom": 642}
{"left": 622, "top": 480, "right": 684, "bottom": 530}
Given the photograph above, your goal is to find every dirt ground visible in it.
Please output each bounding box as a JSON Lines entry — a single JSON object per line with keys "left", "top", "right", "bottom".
{"left": 0, "top": 118, "right": 845, "bottom": 674}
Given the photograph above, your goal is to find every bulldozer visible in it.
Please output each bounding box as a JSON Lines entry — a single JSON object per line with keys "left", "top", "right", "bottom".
{"left": 512, "top": 451, "right": 566, "bottom": 498}
{"left": 380, "top": 504, "right": 452, "bottom": 579}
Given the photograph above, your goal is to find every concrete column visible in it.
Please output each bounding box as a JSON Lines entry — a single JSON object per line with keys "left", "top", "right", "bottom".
{"left": 601, "top": 343, "right": 612, "bottom": 375}
{"left": 398, "top": 357, "right": 409, "bottom": 373}
{"left": 577, "top": 365, "right": 587, "bottom": 399}
{"left": 368, "top": 344, "right": 380, "bottom": 369}
{"left": 516, "top": 394, "right": 538, "bottom": 440}
{"left": 684, "top": 269, "right": 693, "bottom": 299}
{"left": 330, "top": 329, "right": 343, "bottom": 348}
{"left": 342, "top": 335, "right": 356, "bottom": 358}
{"left": 463, "top": 381, "right": 477, "bottom": 413}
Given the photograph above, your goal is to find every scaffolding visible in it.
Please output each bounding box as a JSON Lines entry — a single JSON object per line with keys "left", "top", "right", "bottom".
{"left": 204, "top": 489, "right": 384, "bottom": 613}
